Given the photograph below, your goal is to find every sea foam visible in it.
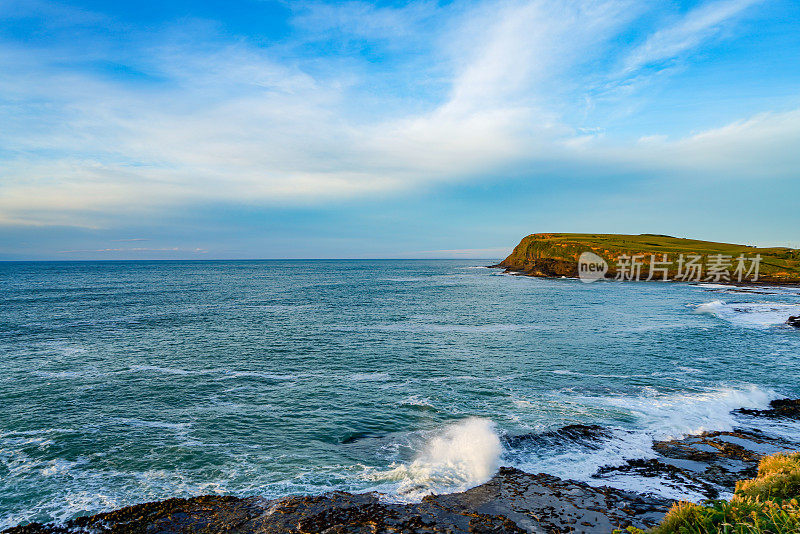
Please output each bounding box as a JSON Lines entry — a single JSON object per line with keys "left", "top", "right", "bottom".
{"left": 367, "top": 418, "right": 502, "bottom": 501}
{"left": 693, "top": 300, "right": 800, "bottom": 327}
{"left": 509, "top": 385, "right": 778, "bottom": 501}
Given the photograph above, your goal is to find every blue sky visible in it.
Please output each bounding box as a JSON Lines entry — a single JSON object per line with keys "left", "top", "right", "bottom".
{"left": 1, "top": 0, "right": 799, "bottom": 260}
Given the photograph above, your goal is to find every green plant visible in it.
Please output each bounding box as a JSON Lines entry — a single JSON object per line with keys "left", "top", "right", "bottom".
{"left": 736, "top": 453, "right": 800, "bottom": 501}
{"left": 621, "top": 452, "right": 800, "bottom": 534}
{"left": 652, "top": 498, "right": 800, "bottom": 533}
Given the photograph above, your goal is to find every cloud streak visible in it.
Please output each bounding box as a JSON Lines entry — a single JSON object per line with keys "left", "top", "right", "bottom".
{"left": 622, "top": 0, "right": 762, "bottom": 74}
{"left": 0, "top": 0, "right": 790, "bottom": 229}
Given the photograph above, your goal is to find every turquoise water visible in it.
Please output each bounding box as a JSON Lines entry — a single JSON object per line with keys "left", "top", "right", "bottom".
{"left": 2, "top": 260, "right": 800, "bottom": 528}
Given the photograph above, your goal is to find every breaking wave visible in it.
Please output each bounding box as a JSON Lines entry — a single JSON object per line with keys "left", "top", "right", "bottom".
{"left": 366, "top": 418, "right": 502, "bottom": 501}
{"left": 505, "top": 385, "right": 777, "bottom": 501}
{"left": 693, "top": 300, "right": 800, "bottom": 327}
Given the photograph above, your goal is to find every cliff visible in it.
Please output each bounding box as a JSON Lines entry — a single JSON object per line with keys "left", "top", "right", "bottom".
{"left": 495, "top": 233, "right": 800, "bottom": 284}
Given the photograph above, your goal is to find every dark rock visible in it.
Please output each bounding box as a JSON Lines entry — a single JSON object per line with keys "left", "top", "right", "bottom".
{"left": 595, "top": 458, "right": 721, "bottom": 500}
{"left": 503, "top": 424, "right": 611, "bottom": 451}
{"left": 4, "top": 495, "right": 267, "bottom": 534}
{"left": 3, "top": 470, "right": 670, "bottom": 534}
{"left": 737, "top": 398, "right": 800, "bottom": 418}
{"left": 787, "top": 316, "right": 800, "bottom": 328}
{"left": 596, "top": 425, "right": 800, "bottom": 502}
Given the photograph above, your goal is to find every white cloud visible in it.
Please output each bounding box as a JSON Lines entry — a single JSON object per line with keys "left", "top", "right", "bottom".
{"left": 562, "top": 107, "right": 800, "bottom": 181}
{"left": 622, "top": 0, "right": 761, "bottom": 74}
{"left": 649, "top": 109, "right": 800, "bottom": 177}
{"left": 0, "top": 0, "right": 790, "bottom": 228}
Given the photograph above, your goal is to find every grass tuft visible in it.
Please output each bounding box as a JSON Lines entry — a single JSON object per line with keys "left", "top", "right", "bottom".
{"left": 736, "top": 452, "right": 800, "bottom": 501}
{"left": 615, "top": 452, "right": 800, "bottom": 534}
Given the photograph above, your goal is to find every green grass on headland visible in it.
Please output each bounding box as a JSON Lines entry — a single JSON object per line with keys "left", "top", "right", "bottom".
{"left": 617, "top": 452, "right": 800, "bottom": 534}
{"left": 498, "top": 233, "right": 800, "bottom": 284}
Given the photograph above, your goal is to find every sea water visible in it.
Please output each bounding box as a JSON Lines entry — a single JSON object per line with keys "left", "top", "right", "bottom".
{"left": 1, "top": 260, "right": 799, "bottom": 528}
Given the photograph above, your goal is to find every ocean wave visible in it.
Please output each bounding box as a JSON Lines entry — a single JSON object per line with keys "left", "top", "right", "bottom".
{"left": 549, "top": 366, "right": 700, "bottom": 379}
{"left": 695, "top": 283, "right": 732, "bottom": 289}
{"left": 0, "top": 464, "right": 233, "bottom": 531}
{"left": 505, "top": 385, "right": 777, "bottom": 501}
{"left": 0, "top": 443, "right": 369, "bottom": 531}
{"left": 549, "top": 369, "right": 644, "bottom": 379}
{"left": 356, "top": 322, "right": 543, "bottom": 333}
{"left": 215, "top": 370, "right": 297, "bottom": 381}
{"left": 128, "top": 365, "right": 201, "bottom": 376}
{"left": 399, "top": 395, "right": 435, "bottom": 409}
{"left": 694, "top": 284, "right": 800, "bottom": 296}
{"left": 592, "top": 385, "right": 775, "bottom": 440}
{"left": 363, "top": 387, "right": 778, "bottom": 503}
{"left": 423, "top": 374, "right": 520, "bottom": 383}
{"left": 364, "top": 418, "right": 502, "bottom": 501}
{"left": 33, "top": 370, "right": 88, "bottom": 379}
{"left": 0, "top": 387, "right": 789, "bottom": 526}
{"left": 125, "top": 366, "right": 300, "bottom": 382}
{"left": 692, "top": 300, "right": 800, "bottom": 327}
{"left": 349, "top": 372, "right": 391, "bottom": 382}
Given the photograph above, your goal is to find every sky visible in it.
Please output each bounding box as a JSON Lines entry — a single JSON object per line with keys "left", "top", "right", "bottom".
{"left": 1, "top": 0, "right": 799, "bottom": 260}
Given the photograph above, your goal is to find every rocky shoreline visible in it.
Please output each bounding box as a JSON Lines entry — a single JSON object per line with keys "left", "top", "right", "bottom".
{"left": 492, "top": 266, "right": 800, "bottom": 290}
{"left": 6, "top": 400, "right": 799, "bottom": 534}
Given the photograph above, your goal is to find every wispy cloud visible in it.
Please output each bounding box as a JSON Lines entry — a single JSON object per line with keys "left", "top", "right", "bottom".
{"left": 0, "top": 0, "right": 788, "bottom": 231}
{"left": 622, "top": 0, "right": 761, "bottom": 74}
{"left": 638, "top": 108, "right": 800, "bottom": 177}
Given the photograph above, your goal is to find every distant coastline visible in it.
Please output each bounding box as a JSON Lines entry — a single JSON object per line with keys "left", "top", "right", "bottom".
{"left": 492, "top": 233, "right": 800, "bottom": 286}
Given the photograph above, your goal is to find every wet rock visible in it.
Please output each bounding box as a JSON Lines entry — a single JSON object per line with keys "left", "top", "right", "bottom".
{"left": 462, "top": 468, "right": 671, "bottom": 533}
{"left": 5, "top": 495, "right": 268, "bottom": 534}
{"left": 737, "top": 398, "right": 800, "bottom": 419}
{"left": 787, "top": 316, "right": 800, "bottom": 328}
{"left": 3, "top": 471, "right": 669, "bottom": 534}
{"left": 596, "top": 425, "right": 800, "bottom": 502}
{"left": 503, "top": 424, "right": 611, "bottom": 451}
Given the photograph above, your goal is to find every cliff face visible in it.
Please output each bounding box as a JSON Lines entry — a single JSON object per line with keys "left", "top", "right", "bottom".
{"left": 496, "top": 233, "right": 800, "bottom": 284}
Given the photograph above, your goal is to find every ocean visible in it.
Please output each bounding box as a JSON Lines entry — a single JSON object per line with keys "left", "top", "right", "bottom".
{"left": 1, "top": 260, "right": 799, "bottom": 529}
